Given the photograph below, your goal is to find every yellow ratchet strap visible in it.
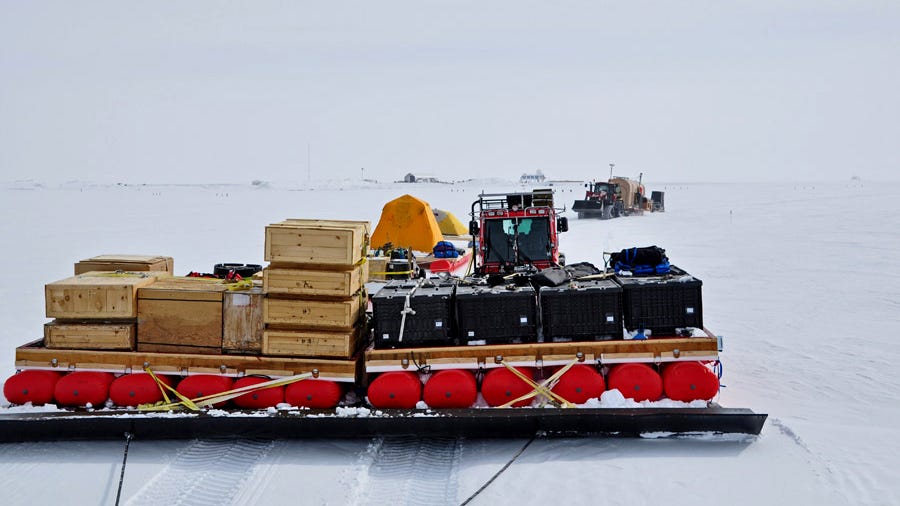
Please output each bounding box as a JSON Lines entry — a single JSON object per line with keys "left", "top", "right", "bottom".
{"left": 138, "top": 371, "right": 312, "bottom": 412}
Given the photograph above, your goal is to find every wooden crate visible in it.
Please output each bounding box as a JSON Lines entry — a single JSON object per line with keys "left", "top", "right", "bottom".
{"left": 75, "top": 255, "right": 174, "bottom": 275}
{"left": 264, "top": 293, "right": 363, "bottom": 330}
{"left": 265, "top": 219, "right": 370, "bottom": 266}
{"left": 263, "top": 326, "right": 363, "bottom": 358}
{"left": 45, "top": 272, "right": 163, "bottom": 319}
{"left": 137, "top": 277, "right": 227, "bottom": 355}
{"left": 223, "top": 286, "right": 264, "bottom": 355}
{"left": 263, "top": 261, "right": 367, "bottom": 298}
{"left": 44, "top": 321, "right": 136, "bottom": 350}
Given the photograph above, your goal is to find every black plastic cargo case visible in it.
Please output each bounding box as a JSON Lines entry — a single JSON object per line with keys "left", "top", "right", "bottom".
{"left": 614, "top": 266, "right": 703, "bottom": 335}
{"left": 371, "top": 280, "right": 455, "bottom": 349}
{"left": 456, "top": 284, "right": 537, "bottom": 344}
{"left": 540, "top": 279, "right": 623, "bottom": 341}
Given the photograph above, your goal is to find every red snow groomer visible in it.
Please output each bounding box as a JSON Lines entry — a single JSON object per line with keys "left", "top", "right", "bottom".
{"left": 0, "top": 196, "right": 765, "bottom": 442}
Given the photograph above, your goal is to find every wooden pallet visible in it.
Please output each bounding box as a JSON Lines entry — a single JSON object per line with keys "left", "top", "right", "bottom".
{"left": 365, "top": 331, "right": 720, "bottom": 372}
{"left": 14, "top": 340, "right": 359, "bottom": 382}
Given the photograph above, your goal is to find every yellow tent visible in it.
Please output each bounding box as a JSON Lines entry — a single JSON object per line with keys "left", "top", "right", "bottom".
{"left": 371, "top": 194, "right": 444, "bottom": 252}
{"left": 432, "top": 208, "right": 468, "bottom": 236}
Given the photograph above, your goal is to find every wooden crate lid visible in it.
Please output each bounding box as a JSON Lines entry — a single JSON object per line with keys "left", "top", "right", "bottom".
{"left": 48, "top": 271, "right": 164, "bottom": 288}
{"left": 79, "top": 254, "right": 171, "bottom": 263}
{"left": 138, "top": 276, "right": 227, "bottom": 301}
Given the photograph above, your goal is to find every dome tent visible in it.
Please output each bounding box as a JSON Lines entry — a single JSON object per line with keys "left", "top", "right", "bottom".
{"left": 371, "top": 194, "right": 444, "bottom": 252}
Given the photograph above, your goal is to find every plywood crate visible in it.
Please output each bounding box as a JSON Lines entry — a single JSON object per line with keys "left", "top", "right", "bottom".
{"left": 263, "top": 261, "right": 368, "bottom": 298}
{"left": 75, "top": 255, "right": 174, "bottom": 275}
{"left": 44, "top": 321, "right": 136, "bottom": 350}
{"left": 263, "top": 326, "right": 364, "bottom": 358}
{"left": 265, "top": 219, "right": 370, "bottom": 266}
{"left": 46, "top": 271, "right": 164, "bottom": 319}
{"left": 223, "top": 286, "right": 264, "bottom": 355}
{"left": 264, "top": 292, "right": 364, "bottom": 330}
{"left": 137, "top": 277, "right": 226, "bottom": 355}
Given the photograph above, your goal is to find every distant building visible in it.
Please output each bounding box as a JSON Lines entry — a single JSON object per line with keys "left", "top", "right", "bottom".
{"left": 519, "top": 170, "right": 546, "bottom": 184}
{"left": 402, "top": 173, "right": 441, "bottom": 183}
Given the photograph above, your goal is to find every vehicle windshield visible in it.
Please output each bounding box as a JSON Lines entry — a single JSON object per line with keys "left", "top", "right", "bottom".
{"left": 484, "top": 217, "right": 551, "bottom": 264}
{"left": 592, "top": 183, "right": 610, "bottom": 193}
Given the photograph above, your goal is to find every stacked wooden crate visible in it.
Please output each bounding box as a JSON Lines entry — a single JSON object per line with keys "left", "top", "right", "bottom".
{"left": 136, "top": 277, "right": 265, "bottom": 355}
{"left": 262, "top": 219, "right": 370, "bottom": 358}
{"left": 44, "top": 271, "right": 166, "bottom": 350}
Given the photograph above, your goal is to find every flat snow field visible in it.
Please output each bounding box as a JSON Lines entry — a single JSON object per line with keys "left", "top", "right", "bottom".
{"left": 1, "top": 180, "right": 898, "bottom": 506}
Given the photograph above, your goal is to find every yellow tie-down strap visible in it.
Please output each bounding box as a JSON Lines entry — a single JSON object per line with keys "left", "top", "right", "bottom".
{"left": 498, "top": 358, "right": 580, "bottom": 409}
{"left": 138, "top": 367, "right": 312, "bottom": 412}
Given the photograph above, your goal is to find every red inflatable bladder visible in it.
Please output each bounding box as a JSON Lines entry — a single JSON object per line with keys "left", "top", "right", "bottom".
{"left": 285, "top": 380, "right": 343, "bottom": 409}
{"left": 481, "top": 367, "right": 536, "bottom": 407}
{"left": 550, "top": 364, "right": 606, "bottom": 405}
{"left": 3, "top": 370, "right": 63, "bottom": 406}
{"left": 109, "top": 373, "right": 174, "bottom": 407}
{"left": 176, "top": 375, "right": 234, "bottom": 408}
{"left": 662, "top": 361, "right": 719, "bottom": 402}
{"left": 232, "top": 376, "right": 285, "bottom": 409}
{"left": 423, "top": 369, "right": 477, "bottom": 408}
{"left": 367, "top": 371, "right": 421, "bottom": 409}
{"left": 54, "top": 371, "right": 115, "bottom": 407}
{"left": 607, "top": 363, "right": 663, "bottom": 402}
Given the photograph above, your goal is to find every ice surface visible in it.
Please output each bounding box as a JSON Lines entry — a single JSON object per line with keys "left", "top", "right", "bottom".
{"left": 1, "top": 180, "right": 899, "bottom": 505}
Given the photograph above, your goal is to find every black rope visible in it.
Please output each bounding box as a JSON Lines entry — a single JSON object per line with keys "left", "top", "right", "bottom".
{"left": 114, "top": 432, "right": 134, "bottom": 506}
{"left": 459, "top": 434, "right": 537, "bottom": 506}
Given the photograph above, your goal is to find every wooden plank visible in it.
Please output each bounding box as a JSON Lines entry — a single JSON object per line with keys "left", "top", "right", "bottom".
{"left": 263, "top": 327, "right": 363, "bottom": 358}
{"left": 136, "top": 343, "right": 222, "bottom": 355}
{"left": 14, "top": 342, "right": 358, "bottom": 380}
{"left": 223, "top": 287, "right": 264, "bottom": 354}
{"left": 263, "top": 263, "right": 366, "bottom": 298}
{"left": 75, "top": 255, "right": 174, "bottom": 275}
{"left": 137, "top": 276, "right": 227, "bottom": 301}
{"left": 44, "top": 321, "right": 135, "bottom": 350}
{"left": 264, "top": 294, "right": 363, "bottom": 329}
{"left": 45, "top": 272, "right": 163, "bottom": 319}
{"left": 365, "top": 338, "right": 719, "bottom": 368}
{"left": 264, "top": 219, "right": 370, "bottom": 266}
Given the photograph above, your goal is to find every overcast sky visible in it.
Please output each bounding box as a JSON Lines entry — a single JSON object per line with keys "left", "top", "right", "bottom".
{"left": 1, "top": 1, "right": 898, "bottom": 184}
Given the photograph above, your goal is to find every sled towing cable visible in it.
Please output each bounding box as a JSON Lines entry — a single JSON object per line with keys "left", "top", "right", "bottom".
{"left": 459, "top": 433, "right": 537, "bottom": 506}
{"left": 139, "top": 367, "right": 313, "bottom": 411}
{"left": 114, "top": 432, "right": 133, "bottom": 506}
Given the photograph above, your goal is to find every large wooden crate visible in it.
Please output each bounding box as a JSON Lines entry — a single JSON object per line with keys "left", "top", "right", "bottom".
{"left": 46, "top": 272, "right": 163, "bottom": 319}
{"left": 75, "top": 255, "right": 174, "bottom": 275}
{"left": 137, "top": 277, "right": 227, "bottom": 355}
{"left": 263, "top": 261, "right": 367, "bottom": 298}
{"left": 263, "top": 326, "right": 363, "bottom": 358}
{"left": 44, "top": 321, "right": 136, "bottom": 350}
{"left": 223, "top": 286, "right": 264, "bottom": 355}
{"left": 265, "top": 219, "right": 370, "bottom": 266}
{"left": 263, "top": 293, "right": 364, "bottom": 330}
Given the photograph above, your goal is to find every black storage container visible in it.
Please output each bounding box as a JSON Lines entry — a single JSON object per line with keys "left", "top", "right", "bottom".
{"left": 540, "top": 279, "right": 623, "bottom": 341}
{"left": 455, "top": 285, "right": 537, "bottom": 344}
{"left": 371, "top": 280, "right": 455, "bottom": 349}
{"left": 614, "top": 266, "right": 703, "bottom": 335}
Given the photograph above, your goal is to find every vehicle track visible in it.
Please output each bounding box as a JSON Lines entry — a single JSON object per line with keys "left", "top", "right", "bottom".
{"left": 348, "top": 436, "right": 462, "bottom": 506}
{"left": 124, "top": 438, "right": 277, "bottom": 506}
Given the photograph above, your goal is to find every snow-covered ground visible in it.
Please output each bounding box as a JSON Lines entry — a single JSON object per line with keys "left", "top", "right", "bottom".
{"left": 0, "top": 180, "right": 898, "bottom": 505}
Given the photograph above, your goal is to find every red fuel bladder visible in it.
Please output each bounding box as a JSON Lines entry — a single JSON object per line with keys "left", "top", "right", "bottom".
{"left": 423, "top": 369, "right": 478, "bottom": 408}
{"left": 109, "top": 373, "right": 175, "bottom": 407}
{"left": 550, "top": 364, "right": 606, "bottom": 404}
{"left": 54, "top": 372, "right": 115, "bottom": 407}
{"left": 607, "top": 363, "right": 663, "bottom": 402}
{"left": 232, "top": 377, "right": 285, "bottom": 409}
{"left": 367, "top": 371, "right": 421, "bottom": 409}
{"left": 662, "top": 361, "right": 719, "bottom": 402}
{"left": 481, "top": 367, "right": 536, "bottom": 407}
{"left": 3, "top": 370, "right": 63, "bottom": 406}
{"left": 285, "top": 380, "right": 344, "bottom": 409}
